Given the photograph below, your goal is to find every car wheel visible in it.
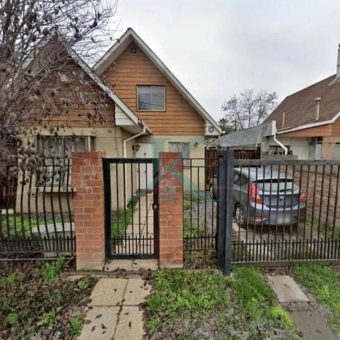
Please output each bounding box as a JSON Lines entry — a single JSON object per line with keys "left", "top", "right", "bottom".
{"left": 235, "top": 205, "right": 246, "bottom": 228}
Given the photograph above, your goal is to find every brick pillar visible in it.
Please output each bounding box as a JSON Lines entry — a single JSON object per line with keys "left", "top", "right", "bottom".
{"left": 159, "top": 152, "right": 184, "bottom": 268}
{"left": 72, "top": 151, "right": 106, "bottom": 271}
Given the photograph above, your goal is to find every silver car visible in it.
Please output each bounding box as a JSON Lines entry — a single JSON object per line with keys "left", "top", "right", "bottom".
{"left": 210, "top": 166, "right": 306, "bottom": 227}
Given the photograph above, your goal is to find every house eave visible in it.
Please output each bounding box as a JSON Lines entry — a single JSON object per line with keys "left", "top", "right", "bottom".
{"left": 277, "top": 111, "right": 340, "bottom": 135}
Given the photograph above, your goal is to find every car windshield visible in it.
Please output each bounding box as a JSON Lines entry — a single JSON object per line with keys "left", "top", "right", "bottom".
{"left": 256, "top": 179, "right": 294, "bottom": 193}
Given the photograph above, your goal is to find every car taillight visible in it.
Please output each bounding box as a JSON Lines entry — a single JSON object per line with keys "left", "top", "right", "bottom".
{"left": 299, "top": 192, "right": 307, "bottom": 204}
{"left": 249, "top": 182, "right": 263, "bottom": 204}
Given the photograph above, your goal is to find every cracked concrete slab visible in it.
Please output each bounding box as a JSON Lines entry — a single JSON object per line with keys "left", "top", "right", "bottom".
{"left": 266, "top": 275, "right": 309, "bottom": 303}
{"left": 290, "top": 310, "right": 337, "bottom": 340}
{"left": 79, "top": 306, "right": 119, "bottom": 340}
{"left": 104, "top": 259, "right": 133, "bottom": 271}
{"left": 131, "top": 259, "right": 158, "bottom": 270}
{"left": 89, "top": 278, "right": 128, "bottom": 306}
{"left": 124, "top": 278, "right": 152, "bottom": 305}
{"left": 114, "top": 306, "right": 145, "bottom": 340}
{"left": 79, "top": 274, "right": 152, "bottom": 339}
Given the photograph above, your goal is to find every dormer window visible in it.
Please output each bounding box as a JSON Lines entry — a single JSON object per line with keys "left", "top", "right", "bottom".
{"left": 137, "top": 85, "right": 165, "bottom": 111}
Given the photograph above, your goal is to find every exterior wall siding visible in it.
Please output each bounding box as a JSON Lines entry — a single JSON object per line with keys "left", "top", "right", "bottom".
{"left": 102, "top": 43, "right": 205, "bottom": 136}
{"left": 262, "top": 136, "right": 310, "bottom": 160}
{"left": 26, "top": 58, "right": 116, "bottom": 130}
{"left": 17, "top": 126, "right": 134, "bottom": 213}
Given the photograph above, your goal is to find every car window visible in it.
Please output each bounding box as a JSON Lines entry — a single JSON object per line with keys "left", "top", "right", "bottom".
{"left": 256, "top": 179, "right": 294, "bottom": 192}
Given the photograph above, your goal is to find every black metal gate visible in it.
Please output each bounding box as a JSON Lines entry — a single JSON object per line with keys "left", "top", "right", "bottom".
{"left": 216, "top": 150, "right": 340, "bottom": 274}
{"left": 103, "top": 158, "right": 159, "bottom": 259}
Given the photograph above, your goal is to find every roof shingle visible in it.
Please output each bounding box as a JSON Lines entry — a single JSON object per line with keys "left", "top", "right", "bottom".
{"left": 266, "top": 74, "right": 340, "bottom": 130}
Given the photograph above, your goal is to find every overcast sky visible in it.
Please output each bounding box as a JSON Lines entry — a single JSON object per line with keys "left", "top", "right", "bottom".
{"left": 112, "top": 0, "right": 340, "bottom": 121}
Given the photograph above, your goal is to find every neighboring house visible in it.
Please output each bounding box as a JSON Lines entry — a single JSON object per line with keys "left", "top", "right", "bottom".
{"left": 218, "top": 124, "right": 268, "bottom": 149}
{"left": 263, "top": 47, "right": 340, "bottom": 160}
{"left": 207, "top": 122, "right": 275, "bottom": 158}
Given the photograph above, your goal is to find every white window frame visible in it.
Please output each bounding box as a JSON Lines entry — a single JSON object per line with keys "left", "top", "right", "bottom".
{"left": 137, "top": 85, "right": 166, "bottom": 112}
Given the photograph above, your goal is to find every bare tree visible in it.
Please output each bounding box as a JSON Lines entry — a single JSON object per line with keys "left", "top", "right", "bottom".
{"left": 221, "top": 89, "right": 277, "bottom": 130}
{"left": 0, "top": 0, "right": 117, "bottom": 172}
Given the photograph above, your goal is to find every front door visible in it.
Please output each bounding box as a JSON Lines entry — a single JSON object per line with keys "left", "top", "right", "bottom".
{"left": 136, "top": 143, "right": 154, "bottom": 190}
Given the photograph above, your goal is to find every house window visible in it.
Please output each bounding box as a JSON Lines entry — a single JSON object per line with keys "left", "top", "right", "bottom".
{"left": 169, "top": 142, "right": 190, "bottom": 165}
{"left": 137, "top": 85, "right": 165, "bottom": 111}
{"left": 37, "top": 136, "right": 90, "bottom": 185}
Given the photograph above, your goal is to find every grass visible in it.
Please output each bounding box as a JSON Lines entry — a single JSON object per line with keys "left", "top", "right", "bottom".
{"left": 183, "top": 218, "right": 205, "bottom": 238}
{"left": 0, "top": 260, "right": 98, "bottom": 339}
{"left": 111, "top": 197, "right": 138, "bottom": 239}
{"left": 292, "top": 263, "right": 340, "bottom": 335}
{"left": 1, "top": 215, "right": 69, "bottom": 236}
{"left": 232, "top": 267, "right": 295, "bottom": 330}
{"left": 145, "top": 268, "right": 299, "bottom": 339}
{"left": 67, "top": 315, "right": 85, "bottom": 338}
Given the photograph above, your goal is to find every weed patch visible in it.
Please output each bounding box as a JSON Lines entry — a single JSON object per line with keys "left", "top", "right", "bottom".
{"left": 292, "top": 263, "right": 340, "bottom": 335}
{"left": 0, "top": 261, "right": 97, "bottom": 339}
{"left": 111, "top": 198, "right": 137, "bottom": 238}
{"left": 146, "top": 268, "right": 299, "bottom": 339}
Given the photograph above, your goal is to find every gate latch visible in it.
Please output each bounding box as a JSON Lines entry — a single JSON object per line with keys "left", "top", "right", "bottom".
{"left": 152, "top": 202, "right": 159, "bottom": 211}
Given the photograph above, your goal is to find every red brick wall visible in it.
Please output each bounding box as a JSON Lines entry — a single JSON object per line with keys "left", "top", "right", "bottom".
{"left": 159, "top": 152, "right": 184, "bottom": 268}
{"left": 72, "top": 151, "right": 106, "bottom": 270}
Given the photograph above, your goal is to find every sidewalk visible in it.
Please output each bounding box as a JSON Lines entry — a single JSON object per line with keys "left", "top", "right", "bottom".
{"left": 78, "top": 276, "right": 152, "bottom": 339}
{"left": 266, "top": 275, "right": 336, "bottom": 340}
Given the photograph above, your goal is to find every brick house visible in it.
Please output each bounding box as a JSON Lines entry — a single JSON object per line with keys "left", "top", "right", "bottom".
{"left": 263, "top": 46, "right": 340, "bottom": 160}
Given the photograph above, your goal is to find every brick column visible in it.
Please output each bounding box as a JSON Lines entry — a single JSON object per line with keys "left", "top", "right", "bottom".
{"left": 72, "top": 151, "right": 106, "bottom": 271}
{"left": 159, "top": 152, "right": 184, "bottom": 268}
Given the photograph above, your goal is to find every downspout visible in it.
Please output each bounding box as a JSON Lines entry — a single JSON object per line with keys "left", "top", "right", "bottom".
{"left": 273, "top": 132, "right": 288, "bottom": 155}
{"left": 123, "top": 125, "right": 147, "bottom": 157}
{"left": 122, "top": 125, "right": 147, "bottom": 204}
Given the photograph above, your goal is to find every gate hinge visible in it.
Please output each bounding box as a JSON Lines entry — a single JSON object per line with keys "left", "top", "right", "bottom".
{"left": 152, "top": 202, "right": 159, "bottom": 211}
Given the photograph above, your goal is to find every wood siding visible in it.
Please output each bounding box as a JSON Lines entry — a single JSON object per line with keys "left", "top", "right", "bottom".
{"left": 331, "top": 117, "right": 340, "bottom": 136}
{"left": 102, "top": 43, "right": 204, "bottom": 136}
{"left": 279, "top": 124, "right": 333, "bottom": 138}
{"left": 27, "top": 58, "right": 115, "bottom": 129}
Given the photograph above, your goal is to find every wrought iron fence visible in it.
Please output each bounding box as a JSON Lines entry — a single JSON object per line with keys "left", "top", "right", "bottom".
{"left": 0, "top": 158, "right": 75, "bottom": 259}
{"left": 230, "top": 159, "right": 340, "bottom": 265}
{"left": 183, "top": 158, "right": 218, "bottom": 257}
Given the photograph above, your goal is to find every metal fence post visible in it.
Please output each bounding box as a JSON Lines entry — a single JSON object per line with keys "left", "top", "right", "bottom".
{"left": 103, "top": 158, "right": 111, "bottom": 260}
{"left": 217, "top": 151, "right": 227, "bottom": 268}
{"left": 223, "top": 149, "right": 234, "bottom": 275}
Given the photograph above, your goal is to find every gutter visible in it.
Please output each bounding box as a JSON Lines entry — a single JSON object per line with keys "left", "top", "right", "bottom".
{"left": 278, "top": 111, "right": 340, "bottom": 135}
{"left": 123, "top": 125, "right": 147, "bottom": 157}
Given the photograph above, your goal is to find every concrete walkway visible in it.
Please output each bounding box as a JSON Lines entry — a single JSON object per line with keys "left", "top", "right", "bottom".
{"left": 266, "top": 275, "right": 336, "bottom": 340}
{"left": 78, "top": 276, "right": 152, "bottom": 340}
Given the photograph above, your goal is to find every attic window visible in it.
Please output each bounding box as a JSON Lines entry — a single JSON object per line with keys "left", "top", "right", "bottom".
{"left": 130, "top": 46, "right": 137, "bottom": 54}
{"left": 137, "top": 85, "right": 165, "bottom": 111}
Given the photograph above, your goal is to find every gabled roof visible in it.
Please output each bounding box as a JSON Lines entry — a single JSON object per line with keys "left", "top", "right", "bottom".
{"left": 266, "top": 74, "right": 340, "bottom": 133}
{"left": 94, "top": 28, "right": 221, "bottom": 134}
{"left": 31, "top": 31, "right": 151, "bottom": 135}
